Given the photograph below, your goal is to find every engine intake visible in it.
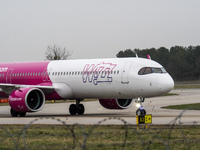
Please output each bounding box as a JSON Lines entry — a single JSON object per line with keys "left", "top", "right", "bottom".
{"left": 99, "top": 99, "right": 133, "bottom": 109}
{"left": 9, "top": 88, "right": 45, "bottom": 112}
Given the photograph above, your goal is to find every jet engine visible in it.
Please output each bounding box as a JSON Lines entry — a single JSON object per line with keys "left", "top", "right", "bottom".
{"left": 99, "top": 99, "right": 133, "bottom": 109}
{"left": 9, "top": 87, "right": 45, "bottom": 113}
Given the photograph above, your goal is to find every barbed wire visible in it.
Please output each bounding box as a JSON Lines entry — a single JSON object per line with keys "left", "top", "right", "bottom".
{"left": 1, "top": 110, "right": 200, "bottom": 150}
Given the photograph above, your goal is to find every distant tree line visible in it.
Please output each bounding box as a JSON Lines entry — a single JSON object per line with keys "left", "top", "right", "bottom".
{"left": 116, "top": 46, "right": 200, "bottom": 81}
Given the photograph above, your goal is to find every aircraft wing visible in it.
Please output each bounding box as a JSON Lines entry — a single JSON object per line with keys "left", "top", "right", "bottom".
{"left": 0, "top": 83, "right": 55, "bottom": 96}
{"left": 0, "top": 83, "right": 54, "bottom": 89}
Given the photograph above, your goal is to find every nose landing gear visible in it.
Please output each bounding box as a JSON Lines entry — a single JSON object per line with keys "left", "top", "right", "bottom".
{"left": 135, "top": 97, "right": 146, "bottom": 116}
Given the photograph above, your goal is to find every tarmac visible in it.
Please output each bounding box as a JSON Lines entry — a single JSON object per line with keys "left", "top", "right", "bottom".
{"left": 0, "top": 89, "right": 200, "bottom": 125}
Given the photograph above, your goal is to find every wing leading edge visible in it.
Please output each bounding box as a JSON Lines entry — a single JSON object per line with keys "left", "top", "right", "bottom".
{"left": 0, "top": 83, "right": 55, "bottom": 98}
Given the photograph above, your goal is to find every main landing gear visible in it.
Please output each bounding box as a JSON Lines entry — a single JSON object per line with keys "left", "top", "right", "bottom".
{"left": 10, "top": 108, "right": 26, "bottom": 117}
{"left": 135, "top": 97, "right": 146, "bottom": 116}
{"left": 69, "top": 99, "right": 85, "bottom": 115}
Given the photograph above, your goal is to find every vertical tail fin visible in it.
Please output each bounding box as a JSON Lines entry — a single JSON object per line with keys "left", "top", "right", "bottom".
{"left": 147, "top": 54, "right": 151, "bottom": 60}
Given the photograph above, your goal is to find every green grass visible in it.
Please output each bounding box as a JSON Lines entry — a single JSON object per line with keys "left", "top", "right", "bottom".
{"left": 1, "top": 124, "right": 200, "bottom": 150}
{"left": 162, "top": 103, "right": 200, "bottom": 110}
{"left": 174, "top": 84, "right": 200, "bottom": 89}
{"left": 174, "top": 79, "right": 200, "bottom": 89}
{"left": 0, "top": 102, "right": 8, "bottom": 106}
{"left": 175, "top": 80, "right": 200, "bottom": 84}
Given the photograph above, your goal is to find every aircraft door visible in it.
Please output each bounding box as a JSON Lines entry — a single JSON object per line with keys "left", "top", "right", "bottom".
{"left": 121, "top": 62, "right": 133, "bottom": 84}
{"left": 42, "top": 68, "right": 51, "bottom": 82}
{"left": 6, "top": 69, "right": 13, "bottom": 84}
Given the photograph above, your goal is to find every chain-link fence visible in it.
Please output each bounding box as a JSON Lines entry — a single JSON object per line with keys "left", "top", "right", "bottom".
{"left": 1, "top": 111, "right": 200, "bottom": 150}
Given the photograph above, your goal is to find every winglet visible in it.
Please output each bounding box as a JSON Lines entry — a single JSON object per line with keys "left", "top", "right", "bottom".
{"left": 147, "top": 54, "right": 151, "bottom": 60}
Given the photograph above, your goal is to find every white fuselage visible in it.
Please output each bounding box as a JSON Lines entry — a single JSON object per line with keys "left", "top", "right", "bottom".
{"left": 48, "top": 57, "right": 174, "bottom": 99}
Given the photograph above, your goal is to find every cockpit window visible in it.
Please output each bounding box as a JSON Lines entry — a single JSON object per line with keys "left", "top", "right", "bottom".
{"left": 138, "top": 67, "right": 146, "bottom": 75}
{"left": 138, "top": 67, "right": 167, "bottom": 75}
{"left": 152, "top": 68, "right": 162, "bottom": 73}
{"left": 161, "top": 67, "right": 167, "bottom": 73}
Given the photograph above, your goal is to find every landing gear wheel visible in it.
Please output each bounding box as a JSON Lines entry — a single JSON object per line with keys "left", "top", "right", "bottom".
{"left": 78, "top": 104, "right": 85, "bottom": 115}
{"left": 19, "top": 112, "right": 26, "bottom": 117}
{"left": 141, "top": 109, "right": 146, "bottom": 115}
{"left": 136, "top": 109, "right": 146, "bottom": 116}
{"left": 69, "top": 99, "right": 85, "bottom": 115}
{"left": 136, "top": 109, "right": 142, "bottom": 116}
{"left": 10, "top": 108, "right": 19, "bottom": 117}
{"left": 69, "top": 104, "right": 77, "bottom": 115}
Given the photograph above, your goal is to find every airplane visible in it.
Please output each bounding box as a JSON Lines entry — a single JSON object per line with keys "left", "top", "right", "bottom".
{"left": 0, "top": 57, "right": 174, "bottom": 117}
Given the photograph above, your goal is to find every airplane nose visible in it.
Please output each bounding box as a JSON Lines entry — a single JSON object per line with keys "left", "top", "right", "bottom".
{"left": 159, "top": 74, "right": 174, "bottom": 93}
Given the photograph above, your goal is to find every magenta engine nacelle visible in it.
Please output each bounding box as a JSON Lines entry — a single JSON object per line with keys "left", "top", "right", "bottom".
{"left": 9, "top": 87, "right": 45, "bottom": 112}
{"left": 99, "top": 99, "right": 133, "bottom": 109}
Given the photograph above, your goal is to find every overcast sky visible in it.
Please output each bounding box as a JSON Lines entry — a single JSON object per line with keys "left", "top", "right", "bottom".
{"left": 0, "top": 0, "right": 200, "bottom": 62}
